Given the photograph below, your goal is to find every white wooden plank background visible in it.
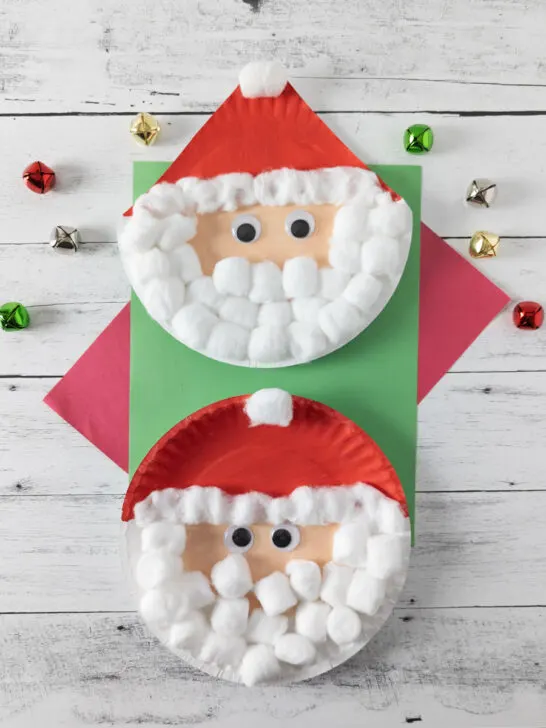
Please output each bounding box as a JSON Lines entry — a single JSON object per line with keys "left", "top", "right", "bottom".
{"left": 1, "top": 1, "right": 546, "bottom": 726}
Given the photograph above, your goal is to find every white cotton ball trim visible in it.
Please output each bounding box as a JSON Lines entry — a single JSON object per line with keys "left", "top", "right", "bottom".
{"left": 130, "top": 248, "right": 171, "bottom": 286}
{"left": 230, "top": 492, "right": 267, "bottom": 526}
{"left": 295, "top": 602, "right": 331, "bottom": 643}
{"left": 244, "top": 388, "right": 293, "bottom": 427}
{"left": 320, "top": 563, "right": 353, "bottom": 607}
{"left": 249, "top": 261, "right": 285, "bottom": 303}
{"left": 361, "top": 236, "right": 402, "bottom": 279}
{"left": 219, "top": 296, "right": 258, "bottom": 330}
{"left": 139, "top": 586, "right": 189, "bottom": 626}
{"left": 171, "top": 303, "right": 217, "bottom": 350}
{"left": 178, "top": 571, "right": 216, "bottom": 610}
{"left": 326, "top": 606, "right": 362, "bottom": 645}
{"left": 346, "top": 570, "right": 386, "bottom": 616}
{"left": 288, "top": 322, "right": 329, "bottom": 361}
{"left": 211, "top": 554, "right": 253, "bottom": 599}
{"left": 328, "top": 239, "right": 362, "bottom": 275}
{"left": 239, "top": 61, "right": 288, "bottom": 99}
{"left": 285, "top": 560, "right": 322, "bottom": 601}
{"left": 169, "top": 243, "right": 203, "bottom": 283}
{"left": 318, "top": 299, "right": 362, "bottom": 344}
{"left": 135, "top": 551, "right": 183, "bottom": 591}
{"left": 319, "top": 268, "right": 350, "bottom": 300}
{"left": 157, "top": 214, "right": 197, "bottom": 253}
{"left": 369, "top": 198, "right": 412, "bottom": 238}
{"left": 211, "top": 598, "right": 249, "bottom": 636}
{"left": 239, "top": 644, "right": 281, "bottom": 686}
{"left": 141, "top": 523, "right": 186, "bottom": 554}
{"left": 212, "top": 257, "right": 251, "bottom": 296}
{"left": 142, "top": 277, "right": 185, "bottom": 323}
{"left": 173, "top": 485, "right": 209, "bottom": 525}
{"left": 366, "top": 533, "right": 410, "bottom": 580}
{"left": 246, "top": 609, "right": 289, "bottom": 645}
{"left": 332, "top": 517, "right": 371, "bottom": 567}
{"left": 207, "top": 322, "right": 250, "bottom": 362}
{"left": 186, "top": 277, "right": 225, "bottom": 313}
{"left": 375, "top": 497, "right": 410, "bottom": 535}
{"left": 332, "top": 202, "right": 370, "bottom": 244}
{"left": 169, "top": 611, "right": 208, "bottom": 650}
{"left": 275, "top": 634, "right": 317, "bottom": 666}
{"left": 119, "top": 211, "right": 164, "bottom": 253}
{"left": 199, "top": 632, "right": 247, "bottom": 669}
{"left": 254, "top": 572, "right": 298, "bottom": 617}
{"left": 258, "top": 301, "right": 293, "bottom": 327}
{"left": 282, "top": 257, "right": 319, "bottom": 298}
{"left": 291, "top": 296, "right": 326, "bottom": 325}
{"left": 342, "top": 273, "right": 382, "bottom": 313}
{"left": 248, "top": 325, "right": 290, "bottom": 363}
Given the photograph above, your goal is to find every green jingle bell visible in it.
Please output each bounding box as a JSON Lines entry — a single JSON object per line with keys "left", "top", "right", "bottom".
{"left": 0, "top": 302, "right": 30, "bottom": 331}
{"left": 404, "top": 124, "right": 434, "bottom": 154}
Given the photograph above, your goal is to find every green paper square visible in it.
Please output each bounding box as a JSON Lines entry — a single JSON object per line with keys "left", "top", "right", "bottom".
{"left": 129, "top": 163, "right": 421, "bottom": 528}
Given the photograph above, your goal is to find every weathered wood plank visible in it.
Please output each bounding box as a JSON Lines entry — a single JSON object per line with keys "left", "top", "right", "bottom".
{"left": 3, "top": 115, "right": 546, "bottom": 246}
{"left": 0, "top": 492, "right": 544, "bottom": 612}
{"left": 2, "top": 0, "right": 546, "bottom": 113}
{"left": 2, "top": 373, "right": 545, "bottom": 496}
{"left": 1, "top": 607, "right": 545, "bottom": 727}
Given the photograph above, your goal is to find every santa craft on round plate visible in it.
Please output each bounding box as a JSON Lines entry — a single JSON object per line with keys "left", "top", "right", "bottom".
{"left": 119, "top": 61, "right": 413, "bottom": 367}
{"left": 123, "top": 389, "right": 410, "bottom": 685}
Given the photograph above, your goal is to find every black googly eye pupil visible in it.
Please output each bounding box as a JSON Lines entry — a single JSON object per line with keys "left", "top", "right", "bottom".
{"left": 272, "top": 528, "right": 292, "bottom": 549}
{"left": 231, "top": 527, "right": 252, "bottom": 548}
{"left": 290, "top": 219, "right": 311, "bottom": 239}
{"left": 236, "top": 222, "right": 257, "bottom": 243}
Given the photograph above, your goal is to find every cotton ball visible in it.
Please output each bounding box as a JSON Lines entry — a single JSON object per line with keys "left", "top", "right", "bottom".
{"left": 361, "top": 236, "right": 402, "bottom": 279}
{"left": 319, "top": 487, "right": 352, "bottom": 524}
{"left": 239, "top": 60, "right": 288, "bottom": 99}
{"left": 141, "top": 523, "right": 187, "bottom": 554}
{"left": 248, "top": 325, "right": 289, "bottom": 363}
{"left": 130, "top": 247, "right": 171, "bottom": 285}
{"left": 206, "top": 487, "right": 231, "bottom": 525}
{"left": 274, "top": 633, "right": 316, "bottom": 666}
{"left": 326, "top": 605, "right": 362, "bottom": 645}
{"left": 246, "top": 609, "right": 288, "bottom": 645}
{"left": 213, "top": 257, "right": 251, "bottom": 296}
{"left": 215, "top": 173, "right": 256, "bottom": 211}
{"left": 169, "top": 243, "right": 203, "bottom": 282}
{"left": 375, "top": 496, "right": 410, "bottom": 535}
{"left": 179, "top": 571, "right": 216, "bottom": 610}
{"left": 328, "top": 239, "right": 362, "bottom": 274}
{"left": 142, "top": 277, "right": 185, "bottom": 323}
{"left": 255, "top": 572, "right": 298, "bottom": 617}
{"left": 288, "top": 322, "right": 329, "bottom": 362}
{"left": 186, "top": 277, "right": 225, "bottom": 312}
{"left": 199, "top": 632, "right": 247, "bottom": 668}
{"left": 332, "top": 202, "right": 369, "bottom": 243}
{"left": 207, "top": 322, "right": 250, "bottom": 362}
{"left": 283, "top": 257, "right": 318, "bottom": 298}
{"left": 332, "top": 517, "right": 371, "bottom": 567}
{"left": 320, "top": 563, "right": 353, "bottom": 607}
{"left": 244, "top": 388, "right": 293, "bottom": 427}
{"left": 231, "top": 492, "right": 267, "bottom": 525}
{"left": 319, "top": 268, "right": 350, "bottom": 300}
{"left": 145, "top": 183, "right": 188, "bottom": 217}
{"left": 219, "top": 296, "right": 258, "bottom": 330}
{"left": 291, "top": 296, "right": 326, "bottom": 325}
{"left": 249, "top": 261, "right": 285, "bottom": 303}
{"left": 294, "top": 601, "right": 331, "bottom": 643}
{"left": 176, "top": 485, "right": 209, "bottom": 524}
{"left": 134, "top": 498, "right": 159, "bottom": 527}
{"left": 120, "top": 212, "right": 163, "bottom": 253}
{"left": 350, "top": 484, "right": 381, "bottom": 523}
{"left": 258, "top": 301, "right": 293, "bottom": 327}
{"left": 239, "top": 644, "right": 281, "bottom": 686}
{"left": 346, "top": 570, "right": 386, "bottom": 616}
{"left": 169, "top": 611, "right": 208, "bottom": 650}
{"left": 369, "top": 198, "right": 412, "bottom": 238}
{"left": 342, "top": 273, "right": 382, "bottom": 313}
{"left": 211, "top": 598, "right": 249, "bottom": 636}
{"left": 211, "top": 554, "right": 253, "bottom": 599}
{"left": 171, "top": 303, "right": 217, "bottom": 349}
{"left": 318, "top": 299, "right": 362, "bottom": 344}
{"left": 139, "top": 586, "right": 189, "bottom": 626}
{"left": 285, "top": 560, "right": 322, "bottom": 601}
{"left": 366, "top": 533, "right": 410, "bottom": 580}
{"left": 289, "top": 486, "right": 320, "bottom": 524}
{"left": 158, "top": 214, "right": 197, "bottom": 252}
{"left": 135, "top": 551, "right": 183, "bottom": 591}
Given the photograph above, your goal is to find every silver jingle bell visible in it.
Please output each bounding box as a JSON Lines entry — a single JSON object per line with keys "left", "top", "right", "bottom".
{"left": 50, "top": 226, "right": 81, "bottom": 253}
{"left": 465, "top": 179, "right": 497, "bottom": 208}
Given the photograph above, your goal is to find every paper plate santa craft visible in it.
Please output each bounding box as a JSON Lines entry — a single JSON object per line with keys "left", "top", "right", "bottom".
{"left": 119, "top": 61, "right": 413, "bottom": 367}
{"left": 123, "top": 389, "right": 410, "bottom": 685}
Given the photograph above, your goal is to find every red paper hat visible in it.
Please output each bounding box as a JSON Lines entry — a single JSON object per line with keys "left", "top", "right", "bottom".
{"left": 122, "top": 389, "right": 407, "bottom": 523}
{"left": 124, "top": 61, "right": 396, "bottom": 216}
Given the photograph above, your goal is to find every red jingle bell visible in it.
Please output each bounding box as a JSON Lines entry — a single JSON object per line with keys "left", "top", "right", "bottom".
{"left": 512, "top": 301, "right": 544, "bottom": 330}
{"left": 22, "top": 161, "right": 56, "bottom": 194}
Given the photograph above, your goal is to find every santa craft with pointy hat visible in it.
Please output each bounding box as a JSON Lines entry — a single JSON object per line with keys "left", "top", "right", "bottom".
{"left": 119, "top": 61, "right": 413, "bottom": 367}
{"left": 124, "top": 388, "right": 410, "bottom": 686}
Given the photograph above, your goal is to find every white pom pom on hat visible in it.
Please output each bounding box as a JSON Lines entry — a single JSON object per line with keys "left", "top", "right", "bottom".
{"left": 239, "top": 61, "right": 288, "bottom": 99}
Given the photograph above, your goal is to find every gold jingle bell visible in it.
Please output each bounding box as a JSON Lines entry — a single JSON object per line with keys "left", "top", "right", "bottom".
{"left": 130, "top": 113, "right": 160, "bottom": 146}
{"left": 469, "top": 231, "right": 500, "bottom": 259}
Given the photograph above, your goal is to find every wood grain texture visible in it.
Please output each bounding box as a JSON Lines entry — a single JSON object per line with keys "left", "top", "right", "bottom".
{"left": 1, "top": 608, "right": 545, "bottom": 727}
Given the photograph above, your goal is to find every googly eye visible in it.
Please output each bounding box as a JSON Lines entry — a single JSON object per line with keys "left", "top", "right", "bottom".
{"left": 285, "top": 210, "right": 315, "bottom": 239}
{"left": 224, "top": 525, "right": 254, "bottom": 553}
{"left": 231, "top": 214, "right": 261, "bottom": 244}
{"left": 271, "top": 524, "right": 300, "bottom": 551}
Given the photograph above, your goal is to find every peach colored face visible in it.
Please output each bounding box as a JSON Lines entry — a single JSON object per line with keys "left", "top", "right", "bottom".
{"left": 189, "top": 203, "right": 337, "bottom": 274}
